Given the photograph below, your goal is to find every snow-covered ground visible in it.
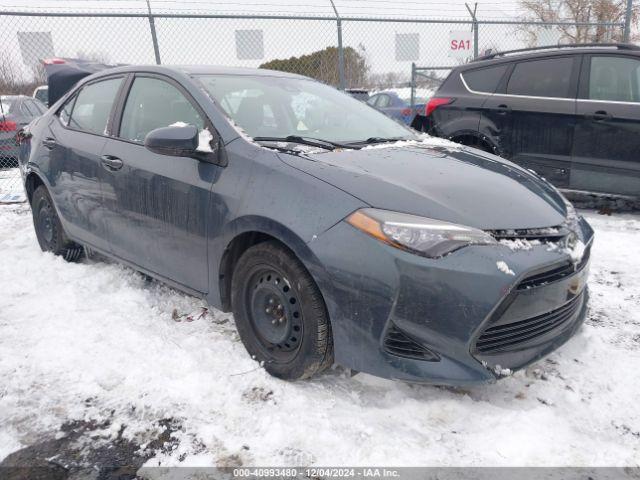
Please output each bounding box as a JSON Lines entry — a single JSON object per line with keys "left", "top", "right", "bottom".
{"left": 0, "top": 203, "right": 639, "bottom": 469}
{"left": 0, "top": 168, "right": 25, "bottom": 203}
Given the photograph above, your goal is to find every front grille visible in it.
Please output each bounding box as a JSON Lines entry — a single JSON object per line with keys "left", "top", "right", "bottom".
{"left": 517, "top": 243, "right": 591, "bottom": 291}
{"left": 383, "top": 324, "right": 438, "bottom": 361}
{"left": 517, "top": 262, "right": 575, "bottom": 290}
{"left": 475, "top": 293, "right": 583, "bottom": 354}
{"left": 488, "top": 226, "right": 567, "bottom": 242}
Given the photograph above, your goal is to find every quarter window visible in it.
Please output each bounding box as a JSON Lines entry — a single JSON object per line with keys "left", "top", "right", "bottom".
{"left": 462, "top": 65, "right": 508, "bottom": 93}
{"left": 507, "top": 57, "right": 574, "bottom": 98}
{"left": 377, "top": 95, "right": 391, "bottom": 108}
{"left": 59, "top": 95, "right": 76, "bottom": 126}
{"left": 589, "top": 56, "right": 640, "bottom": 103}
{"left": 67, "top": 78, "right": 122, "bottom": 134}
{"left": 119, "top": 77, "right": 204, "bottom": 143}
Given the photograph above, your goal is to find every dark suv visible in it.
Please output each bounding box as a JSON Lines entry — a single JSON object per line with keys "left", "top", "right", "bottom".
{"left": 426, "top": 44, "right": 640, "bottom": 199}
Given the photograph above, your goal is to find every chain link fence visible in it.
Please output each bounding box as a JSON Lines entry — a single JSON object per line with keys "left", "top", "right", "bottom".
{"left": 0, "top": 4, "right": 630, "bottom": 202}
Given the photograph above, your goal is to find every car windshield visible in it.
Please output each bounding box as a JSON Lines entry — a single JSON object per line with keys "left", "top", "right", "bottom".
{"left": 197, "top": 74, "right": 416, "bottom": 144}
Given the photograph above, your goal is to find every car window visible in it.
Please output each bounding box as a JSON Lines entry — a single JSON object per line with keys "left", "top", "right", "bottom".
{"left": 462, "top": 64, "right": 508, "bottom": 93}
{"left": 366, "top": 95, "right": 378, "bottom": 106}
{"left": 507, "top": 57, "right": 574, "bottom": 98}
{"left": 589, "top": 56, "right": 640, "bottom": 103}
{"left": 119, "top": 77, "right": 205, "bottom": 143}
{"left": 58, "top": 95, "right": 76, "bottom": 126}
{"left": 25, "top": 99, "right": 43, "bottom": 116}
{"left": 24, "top": 100, "right": 36, "bottom": 116}
{"left": 377, "top": 95, "right": 391, "bottom": 108}
{"left": 68, "top": 78, "right": 122, "bottom": 134}
{"left": 20, "top": 100, "right": 34, "bottom": 117}
{"left": 30, "top": 99, "right": 47, "bottom": 114}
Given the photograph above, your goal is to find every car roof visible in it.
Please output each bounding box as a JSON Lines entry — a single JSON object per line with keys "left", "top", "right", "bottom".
{"left": 87, "top": 64, "right": 311, "bottom": 80}
{"left": 372, "top": 90, "right": 399, "bottom": 97}
{"left": 456, "top": 45, "right": 640, "bottom": 71}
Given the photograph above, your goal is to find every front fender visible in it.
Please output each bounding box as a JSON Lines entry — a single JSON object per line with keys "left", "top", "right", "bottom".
{"left": 206, "top": 214, "right": 338, "bottom": 314}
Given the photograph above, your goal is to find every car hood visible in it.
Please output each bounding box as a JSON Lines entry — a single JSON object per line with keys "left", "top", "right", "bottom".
{"left": 279, "top": 141, "right": 567, "bottom": 230}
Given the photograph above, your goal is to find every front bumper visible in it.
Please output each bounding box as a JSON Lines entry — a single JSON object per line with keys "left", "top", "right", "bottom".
{"left": 309, "top": 216, "right": 594, "bottom": 385}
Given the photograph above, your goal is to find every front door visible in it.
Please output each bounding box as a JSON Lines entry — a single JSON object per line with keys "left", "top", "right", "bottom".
{"left": 483, "top": 55, "right": 580, "bottom": 187}
{"left": 100, "top": 74, "right": 219, "bottom": 293}
{"left": 46, "top": 76, "right": 124, "bottom": 251}
{"left": 572, "top": 54, "right": 640, "bottom": 196}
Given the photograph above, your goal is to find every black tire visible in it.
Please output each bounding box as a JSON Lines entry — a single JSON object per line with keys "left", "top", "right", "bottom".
{"left": 231, "top": 241, "right": 333, "bottom": 380}
{"left": 31, "top": 185, "right": 83, "bottom": 261}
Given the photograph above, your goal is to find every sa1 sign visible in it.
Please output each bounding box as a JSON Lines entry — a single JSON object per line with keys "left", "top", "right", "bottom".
{"left": 449, "top": 30, "right": 473, "bottom": 58}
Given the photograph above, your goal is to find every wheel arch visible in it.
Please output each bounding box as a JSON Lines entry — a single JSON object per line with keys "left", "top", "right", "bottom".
{"left": 24, "top": 171, "right": 47, "bottom": 204}
{"left": 214, "top": 216, "right": 333, "bottom": 315}
{"left": 450, "top": 131, "right": 500, "bottom": 155}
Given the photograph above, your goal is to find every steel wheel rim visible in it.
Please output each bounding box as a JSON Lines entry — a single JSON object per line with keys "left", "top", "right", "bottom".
{"left": 38, "top": 200, "right": 55, "bottom": 246}
{"left": 247, "top": 266, "right": 303, "bottom": 359}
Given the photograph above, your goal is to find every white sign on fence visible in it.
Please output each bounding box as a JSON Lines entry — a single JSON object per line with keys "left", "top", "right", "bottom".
{"left": 449, "top": 30, "right": 473, "bottom": 59}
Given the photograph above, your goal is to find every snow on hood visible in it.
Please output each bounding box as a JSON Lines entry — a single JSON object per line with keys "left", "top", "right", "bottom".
{"left": 360, "top": 134, "right": 462, "bottom": 153}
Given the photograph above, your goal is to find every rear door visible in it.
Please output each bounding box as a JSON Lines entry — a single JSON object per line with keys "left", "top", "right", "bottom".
{"left": 100, "top": 73, "right": 218, "bottom": 293}
{"left": 573, "top": 54, "right": 640, "bottom": 196}
{"left": 46, "top": 76, "right": 124, "bottom": 251}
{"left": 482, "top": 55, "right": 580, "bottom": 187}
{"left": 455, "top": 63, "right": 510, "bottom": 147}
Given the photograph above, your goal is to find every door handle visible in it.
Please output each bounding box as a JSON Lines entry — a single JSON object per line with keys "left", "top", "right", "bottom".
{"left": 42, "top": 137, "right": 57, "bottom": 149}
{"left": 496, "top": 104, "right": 511, "bottom": 115}
{"left": 100, "top": 155, "right": 123, "bottom": 171}
{"left": 592, "top": 110, "right": 612, "bottom": 121}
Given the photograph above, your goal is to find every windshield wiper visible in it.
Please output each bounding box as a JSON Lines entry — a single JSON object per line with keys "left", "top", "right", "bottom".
{"left": 347, "top": 136, "right": 407, "bottom": 146}
{"left": 253, "top": 135, "right": 355, "bottom": 151}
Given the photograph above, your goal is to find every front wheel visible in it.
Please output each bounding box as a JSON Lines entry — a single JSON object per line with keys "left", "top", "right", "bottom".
{"left": 31, "top": 185, "right": 83, "bottom": 261}
{"left": 231, "top": 241, "right": 333, "bottom": 380}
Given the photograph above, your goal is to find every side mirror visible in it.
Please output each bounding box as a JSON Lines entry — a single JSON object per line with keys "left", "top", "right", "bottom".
{"left": 144, "top": 125, "right": 199, "bottom": 157}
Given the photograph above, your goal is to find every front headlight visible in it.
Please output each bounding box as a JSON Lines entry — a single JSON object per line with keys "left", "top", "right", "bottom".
{"left": 346, "top": 208, "right": 497, "bottom": 258}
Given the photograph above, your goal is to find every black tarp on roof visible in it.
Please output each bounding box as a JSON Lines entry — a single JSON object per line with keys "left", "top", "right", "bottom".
{"left": 45, "top": 58, "right": 125, "bottom": 105}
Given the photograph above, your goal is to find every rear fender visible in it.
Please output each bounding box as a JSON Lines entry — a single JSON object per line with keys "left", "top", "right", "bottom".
{"left": 431, "top": 110, "right": 482, "bottom": 139}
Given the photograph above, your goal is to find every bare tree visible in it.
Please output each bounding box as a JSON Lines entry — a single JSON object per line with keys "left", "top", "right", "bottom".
{"left": 520, "top": 0, "right": 638, "bottom": 44}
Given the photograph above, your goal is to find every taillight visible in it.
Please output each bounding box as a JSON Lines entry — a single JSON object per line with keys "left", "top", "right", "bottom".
{"left": 401, "top": 107, "right": 412, "bottom": 116}
{"left": 426, "top": 97, "right": 453, "bottom": 116}
{"left": 0, "top": 121, "right": 17, "bottom": 132}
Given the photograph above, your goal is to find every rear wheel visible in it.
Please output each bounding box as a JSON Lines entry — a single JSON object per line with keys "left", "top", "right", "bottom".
{"left": 231, "top": 241, "right": 333, "bottom": 380}
{"left": 31, "top": 185, "right": 83, "bottom": 261}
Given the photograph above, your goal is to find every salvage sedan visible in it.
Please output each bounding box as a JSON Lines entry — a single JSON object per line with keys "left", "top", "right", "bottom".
{"left": 18, "top": 65, "right": 593, "bottom": 385}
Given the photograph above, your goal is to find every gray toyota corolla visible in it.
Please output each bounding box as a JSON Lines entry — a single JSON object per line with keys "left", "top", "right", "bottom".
{"left": 18, "top": 65, "right": 593, "bottom": 385}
